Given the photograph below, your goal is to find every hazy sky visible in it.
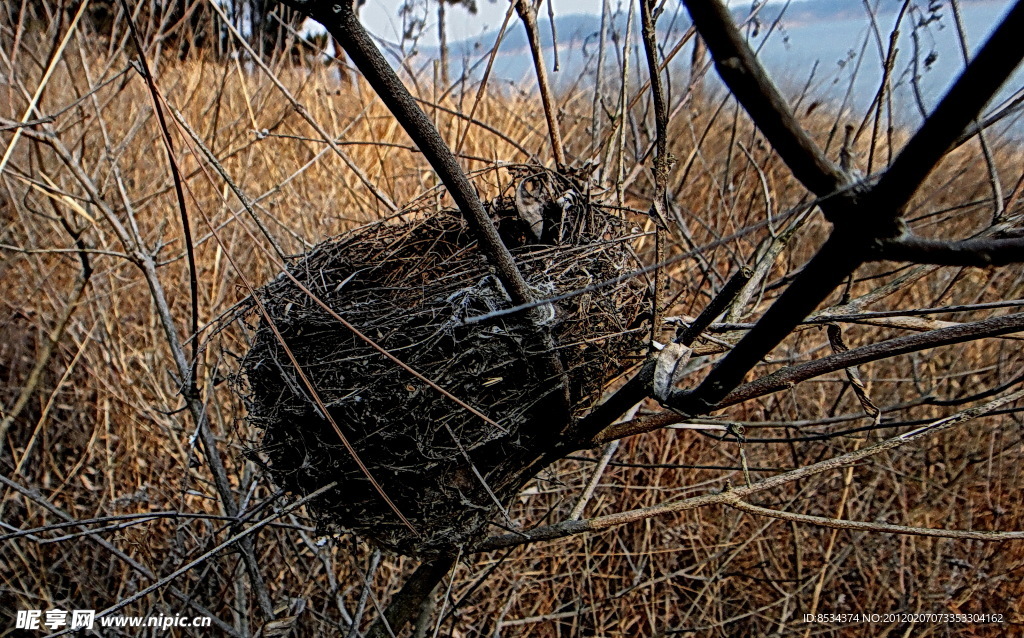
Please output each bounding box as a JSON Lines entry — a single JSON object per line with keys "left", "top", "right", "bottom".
{"left": 355, "top": 0, "right": 1013, "bottom": 50}
{"left": 353, "top": 0, "right": 906, "bottom": 48}
{"left": 359, "top": 0, "right": 656, "bottom": 46}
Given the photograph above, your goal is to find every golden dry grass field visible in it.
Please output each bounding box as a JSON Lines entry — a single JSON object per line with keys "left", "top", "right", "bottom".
{"left": 2, "top": 2, "right": 1024, "bottom": 636}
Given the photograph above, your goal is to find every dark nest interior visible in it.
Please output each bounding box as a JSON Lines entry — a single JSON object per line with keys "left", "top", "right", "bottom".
{"left": 238, "top": 173, "right": 650, "bottom": 556}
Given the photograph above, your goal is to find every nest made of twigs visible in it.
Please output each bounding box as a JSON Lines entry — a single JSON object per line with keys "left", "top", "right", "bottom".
{"left": 238, "top": 173, "right": 650, "bottom": 556}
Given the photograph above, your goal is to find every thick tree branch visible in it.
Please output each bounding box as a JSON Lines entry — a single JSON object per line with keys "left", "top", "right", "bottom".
{"left": 673, "top": 0, "right": 1024, "bottom": 417}
{"left": 594, "top": 312, "right": 1024, "bottom": 444}
{"left": 703, "top": 311, "right": 1024, "bottom": 409}
{"left": 367, "top": 554, "right": 457, "bottom": 638}
{"left": 675, "top": 267, "right": 753, "bottom": 345}
{"left": 274, "top": 1, "right": 532, "bottom": 311}
{"left": 672, "top": 233, "right": 865, "bottom": 414}
{"left": 875, "top": 235, "right": 1024, "bottom": 267}
{"left": 564, "top": 267, "right": 752, "bottom": 447}
{"left": 275, "top": 0, "right": 570, "bottom": 419}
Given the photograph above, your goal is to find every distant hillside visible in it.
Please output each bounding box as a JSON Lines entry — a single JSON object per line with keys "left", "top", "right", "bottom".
{"left": 442, "top": 13, "right": 609, "bottom": 59}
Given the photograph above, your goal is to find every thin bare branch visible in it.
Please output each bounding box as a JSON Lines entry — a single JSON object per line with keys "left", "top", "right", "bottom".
{"left": 46, "top": 483, "right": 339, "bottom": 638}
{"left": 722, "top": 493, "right": 1024, "bottom": 541}
{"left": 480, "top": 387, "right": 1024, "bottom": 551}
{"left": 867, "top": 1, "right": 1024, "bottom": 221}
{"left": 514, "top": 0, "right": 566, "bottom": 167}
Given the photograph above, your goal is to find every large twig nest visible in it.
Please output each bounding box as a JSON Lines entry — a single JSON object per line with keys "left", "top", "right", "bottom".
{"left": 238, "top": 171, "right": 649, "bottom": 556}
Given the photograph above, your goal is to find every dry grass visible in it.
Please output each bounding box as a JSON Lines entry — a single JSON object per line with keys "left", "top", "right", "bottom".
{"left": 2, "top": 16, "right": 1024, "bottom": 638}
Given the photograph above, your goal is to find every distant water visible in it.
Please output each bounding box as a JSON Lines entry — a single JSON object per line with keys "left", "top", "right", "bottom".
{"left": 748, "top": 1, "right": 1021, "bottom": 132}
{"left": 433, "top": 1, "right": 1023, "bottom": 137}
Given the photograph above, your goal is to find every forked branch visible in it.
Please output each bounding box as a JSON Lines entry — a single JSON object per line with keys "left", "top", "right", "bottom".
{"left": 667, "top": 0, "right": 1024, "bottom": 417}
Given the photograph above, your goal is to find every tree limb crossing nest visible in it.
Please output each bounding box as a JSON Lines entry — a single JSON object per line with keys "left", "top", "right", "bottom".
{"left": 237, "top": 176, "right": 650, "bottom": 556}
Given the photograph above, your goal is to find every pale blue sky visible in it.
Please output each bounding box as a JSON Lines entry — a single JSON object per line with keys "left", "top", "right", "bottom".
{"left": 353, "top": 0, "right": 1013, "bottom": 54}
{"left": 352, "top": 0, "right": 934, "bottom": 48}
{"left": 359, "top": 0, "right": 565, "bottom": 47}
{"left": 358, "top": 0, "right": 731, "bottom": 46}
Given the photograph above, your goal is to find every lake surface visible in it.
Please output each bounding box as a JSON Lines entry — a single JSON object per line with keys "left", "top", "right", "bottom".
{"left": 748, "top": 1, "right": 1021, "bottom": 129}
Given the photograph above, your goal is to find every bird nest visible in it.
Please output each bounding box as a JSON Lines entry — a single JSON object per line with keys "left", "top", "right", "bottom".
{"left": 238, "top": 173, "right": 649, "bottom": 556}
